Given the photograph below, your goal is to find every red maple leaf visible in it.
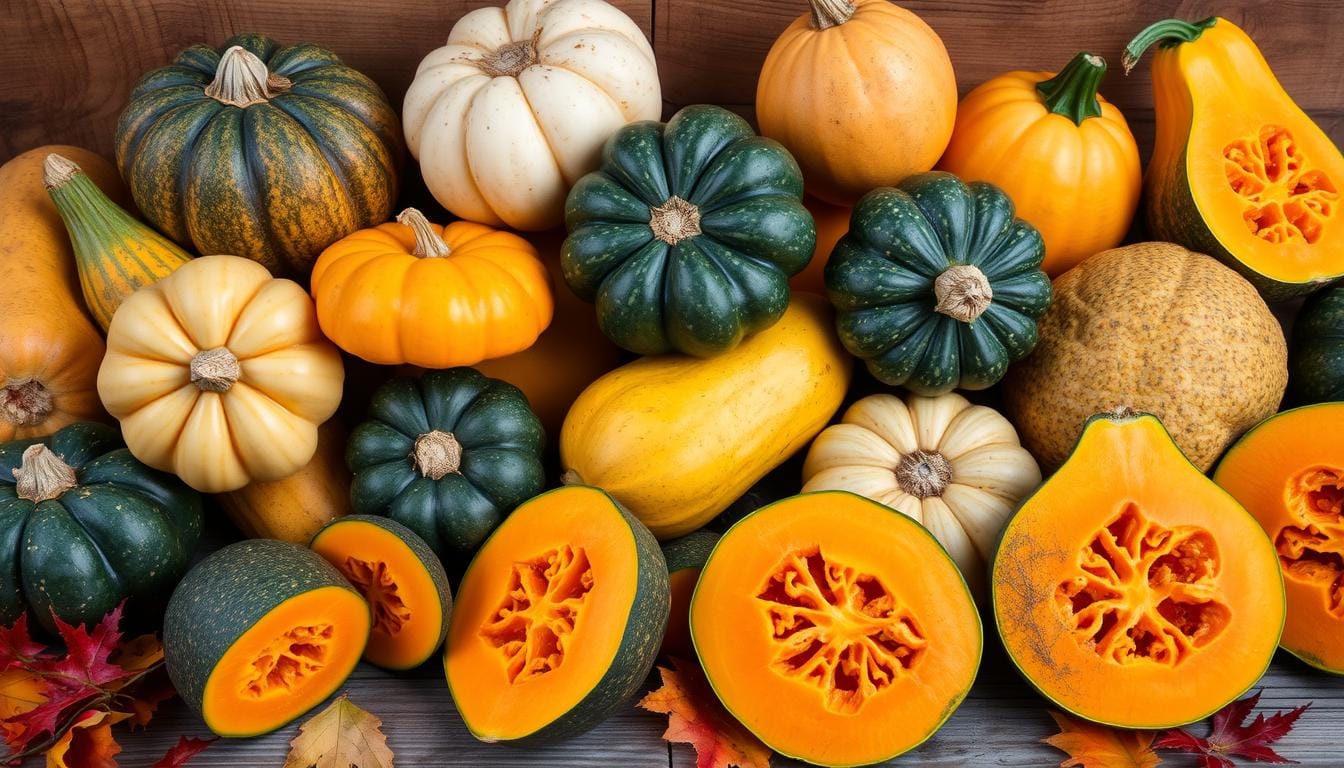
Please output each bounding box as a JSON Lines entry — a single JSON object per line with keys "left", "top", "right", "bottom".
{"left": 639, "top": 657, "right": 771, "bottom": 768}
{"left": 43, "top": 606, "right": 128, "bottom": 689}
{"left": 0, "top": 615, "right": 45, "bottom": 671}
{"left": 1154, "top": 691, "right": 1309, "bottom": 767}
{"left": 150, "top": 735, "right": 217, "bottom": 767}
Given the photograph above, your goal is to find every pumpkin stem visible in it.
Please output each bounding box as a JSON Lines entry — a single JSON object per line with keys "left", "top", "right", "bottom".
{"left": 1037, "top": 52, "right": 1107, "bottom": 125}
{"left": 413, "top": 430, "right": 462, "bottom": 481}
{"left": 478, "top": 30, "right": 542, "bottom": 78}
{"left": 204, "top": 45, "right": 292, "bottom": 107}
{"left": 895, "top": 450, "right": 952, "bottom": 499}
{"left": 809, "top": 0, "right": 856, "bottom": 30}
{"left": 1121, "top": 17, "right": 1218, "bottom": 74}
{"left": 933, "top": 265, "right": 993, "bottom": 323}
{"left": 0, "top": 380, "right": 53, "bottom": 427}
{"left": 41, "top": 154, "right": 81, "bottom": 189}
{"left": 649, "top": 197, "right": 702, "bottom": 245}
{"left": 190, "top": 347, "right": 241, "bottom": 393}
{"left": 13, "top": 444, "right": 77, "bottom": 503}
{"left": 397, "top": 208, "right": 453, "bottom": 258}
{"left": 560, "top": 469, "right": 584, "bottom": 486}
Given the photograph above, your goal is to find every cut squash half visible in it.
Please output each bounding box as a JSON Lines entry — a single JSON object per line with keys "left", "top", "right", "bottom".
{"left": 444, "top": 485, "right": 669, "bottom": 744}
{"left": 691, "top": 491, "right": 981, "bottom": 767}
{"left": 1215, "top": 403, "right": 1344, "bottom": 674}
{"left": 993, "top": 410, "right": 1285, "bottom": 727}
{"left": 311, "top": 515, "right": 452, "bottom": 670}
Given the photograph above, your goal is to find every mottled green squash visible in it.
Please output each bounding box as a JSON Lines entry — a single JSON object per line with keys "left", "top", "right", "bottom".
{"left": 660, "top": 530, "right": 719, "bottom": 658}
{"left": 1290, "top": 284, "right": 1344, "bottom": 404}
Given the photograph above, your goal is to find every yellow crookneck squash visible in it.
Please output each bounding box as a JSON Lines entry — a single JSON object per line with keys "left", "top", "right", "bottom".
{"left": 310, "top": 208, "right": 553, "bottom": 368}
{"left": 938, "top": 52, "right": 1141, "bottom": 276}
{"left": 1126, "top": 16, "right": 1344, "bottom": 298}
{"left": 98, "top": 255, "right": 344, "bottom": 493}
{"left": 561, "top": 293, "right": 851, "bottom": 539}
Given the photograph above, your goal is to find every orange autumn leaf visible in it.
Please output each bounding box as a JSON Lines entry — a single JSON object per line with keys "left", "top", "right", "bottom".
{"left": 0, "top": 668, "right": 47, "bottom": 746}
{"left": 45, "top": 709, "right": 130, "bottom": 768}
{"left": 1043, "top": 711, "right": 1161, "bottom": 768}
{"left": 110, "top": 635, "right": 164, "bottom": 675}
{"left": 639, "top": 657, "right": 771, "bottom": 768}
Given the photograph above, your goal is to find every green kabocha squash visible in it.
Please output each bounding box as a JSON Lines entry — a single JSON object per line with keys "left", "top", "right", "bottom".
{"left": 825, "top": 171, "right": 1051, "bottom": 395}
{"left": 0, "top": 422, "right": 202, "bottom": 634}
{"left": 562, "top": 104, "right": 815, "bottom": 357}
{"left": 114, "top": 34, "right": 402, "bottom": 277}
{"left": 1290, "top": 284, "right": 1344, "bottom": 404}
{"left": 347, "top": 368, "right": 545, "bottom": 564}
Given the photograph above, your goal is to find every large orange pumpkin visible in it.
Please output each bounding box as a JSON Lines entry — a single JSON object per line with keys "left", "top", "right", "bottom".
{"left": 756, "top": 0, "right": 957, "bottom": 206}
{"left": 310, "top": 208, "right": 553, "bottom": 368}
{"left": 938, "top": 52, "right": 1141, "bottom": 276}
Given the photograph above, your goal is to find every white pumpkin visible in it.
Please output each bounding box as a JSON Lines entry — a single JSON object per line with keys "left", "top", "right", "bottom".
{"left": 403, "top": 0, "right": 661, "bottom": 231}
{"left": 802, "top": 393, "right": 1041, "bottom": 595}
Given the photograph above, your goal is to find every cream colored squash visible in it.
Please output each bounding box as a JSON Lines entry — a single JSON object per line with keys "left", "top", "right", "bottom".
{"left": 802, "top": 393, "right": 1040, "bottom": 595}
{"left": 403, "top": 0, "right": 661, "bottom": 231}
{"left": 97, "top": 255, "right": 344, "bottom": 493}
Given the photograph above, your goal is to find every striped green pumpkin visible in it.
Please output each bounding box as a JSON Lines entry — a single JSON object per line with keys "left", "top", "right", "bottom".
{"left": 114, "top": 34, "right": 402, "bottom": 278}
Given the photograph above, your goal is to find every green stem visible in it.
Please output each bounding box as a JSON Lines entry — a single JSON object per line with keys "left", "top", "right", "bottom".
{"left": 1037, "top": 52, "right": 1107, "bottom": 125}
{"left": 1122, "top": 16, "right": 1218, "bottom": 74}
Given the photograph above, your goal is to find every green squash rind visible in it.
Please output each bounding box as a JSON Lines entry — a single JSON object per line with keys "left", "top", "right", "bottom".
{"left": 310, "top": 514, "right": 453, "bottom": 671}
{"left": 347, "top": 368, "right": 546, "bottom": 566}
{"left": 824, "top": 172, "right": 1051, "bottom": 396}
{"left": 1289, "top": 284, "right": 1344, "bottom": 403}
{"left": 163, "top": 539, "right": 368, "bottom": 736}
{"left": 661, "top": 530, "right": 720, "bottom": 574}
{"left": 0, "top": 422, "right": 202, "bottom": 634}
{"left": 562, "top": 104, "right": 815, "bottom": 357}
{"left": 449, "top": 485, "right": 670, "bottom": 746}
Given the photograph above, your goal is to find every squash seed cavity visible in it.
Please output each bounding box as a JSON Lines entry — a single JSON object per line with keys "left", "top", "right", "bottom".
{"left": 479, "top": 545, "right": 594, "bottom": 684}
{"left": 241, "top": 624, "right": 333, "bottom": 699}
{"left": 756, "top": 548, "right": 926, "bottom": 715}
{"left": 1055, "top": 504, "right": 1229, "bottom": 666}
{"left": 1224, "top": 125, "right": 1338, "bottom": 244}
{"left": 342, "top": 557, "right": 412, "bottom": 636}
{"left": 1277, "top": 467, "right": 1344, "bottom": 617}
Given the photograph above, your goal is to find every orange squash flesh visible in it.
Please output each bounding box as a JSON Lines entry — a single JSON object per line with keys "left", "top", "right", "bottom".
{"left": 1214, "top": 403, "right": 1344, "bottom": 674}
{"left": 310, "top": 516, "right": 452, "bottom": 671}
{"left": 201, "top": 586, "right": 369, "bottom": 737}
{"left": 993, "top": 412, "right": 1284, "bottom": 727}
{"left": 691, "top": 491, "right": 981, "bottom": 767}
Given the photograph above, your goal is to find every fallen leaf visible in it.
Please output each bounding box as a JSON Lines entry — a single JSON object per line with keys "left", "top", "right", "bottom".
{"left": 1042, "top": 711, "right": 1161, "bottom": 768}
{"left": 123, "top": 672, "right": 176, "bottom": 730}
{"left": 44, "top": 709, "right": 129, "bottom": 768}
{"left": 282, "top": 695, "right": 394, "bottom": 768}
{"left": 150, "top": 736, "right": 217, "bottom": 768}
{"left": 46, "top": 607, "right": 129, "bottom": 690}
{"left": 0, "top": 669, "right": 47, "bottom": 748}
{"left": 0, "top": 615, "right": 45, "bottom": 672}
{"left": 639, "top": 657, "right": 772, "bottom": 768}
{"left": 1154, "top": 691, "right": 1308, "bottom": 768}
{"left": 110, "top": 635, "right": 164, "bottom": 675}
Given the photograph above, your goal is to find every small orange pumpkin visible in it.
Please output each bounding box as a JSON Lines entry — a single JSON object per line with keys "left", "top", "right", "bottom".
{"left": 310, "top": 208, "right": 553, "bottom": 368}
{"left": 938, "top": 52, "right": 1141, "bottom": 276}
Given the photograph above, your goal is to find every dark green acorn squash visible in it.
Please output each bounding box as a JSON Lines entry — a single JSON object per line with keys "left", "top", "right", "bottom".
{"left": 347, "top": 368, "right": 546, "bottom": 564}
{"left": 114, "top": 33, "right": 403, "bottom": 277}
{"left": 0, "top": 422, "right": 202, "bottom": 634}
{"left": 1290, "top": 284, "right": 1344, "bottom": 404}
{"left": 562, "top": 104, "right": 815, "bottom": 357}
{"left": 825, "top": 172, "right": 1052, "bottom": 395}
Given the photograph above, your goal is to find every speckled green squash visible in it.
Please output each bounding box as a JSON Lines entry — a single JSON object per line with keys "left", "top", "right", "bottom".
{"left": 0, "top": 422, "right": 202, "bottom": 634}
{"left": 347, "top": 368, "right": 546, "bottom": 565}
{"left": 1290, "top": 284, "right": 1344, "bottom": 404}
{"left": 114, "top": 33, "right": 402, "bottom": 277}
{"left": 562, "top": 104, "right": 815, "bottom": 357}
{"left": 660, "top": 530, "right": 719, "bottom": 658}
{"left": 825, "top": 172, "right": 1052, "bottom": 395}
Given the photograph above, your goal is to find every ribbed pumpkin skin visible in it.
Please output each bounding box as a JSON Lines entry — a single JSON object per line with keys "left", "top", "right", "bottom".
{"left": 0, "top": 422, "right": 202, "bottom": 634}
{"left": 347, "top": 369, "right": 546, "bottom": 564}
{"left": 115, "top": 33, "right": 402, "bottom": 277}
{"left": 562, "top": 105, "right": 814, "bottom": 357}
{"left": 1290, "top": 285, "right": 1344, "bottom": 404}
{"left": 825, "top": 172, "right": 1051, "bottom": 395}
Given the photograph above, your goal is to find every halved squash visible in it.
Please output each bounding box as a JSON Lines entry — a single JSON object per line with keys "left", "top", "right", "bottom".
{"left": 163, "top": 539, "right": 370, "bottom": 737}
{"left": 992, "top": 410, "right": 1285, "bottom": 727}
{"left": 444, "top": 485, "right": 669, "bottom": 744}
{"left": 660, "top": 530, "right": 719, "bottom": 658}
{"left": 1214, "top": 403, "right": 1344, "bottom": 674}
{"left": 310, "top": 515, "right": 452, "bottom": 671}
{"left": 691, "top": 491, "right": 980, "bottom": 767}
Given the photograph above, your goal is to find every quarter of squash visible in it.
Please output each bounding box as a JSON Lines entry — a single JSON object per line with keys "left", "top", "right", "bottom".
{"left": 1214, "top": 403, "right": 1344, "bottom": 674}
{"left": 163, "top": 539, "right": 370, "bottom": 737}
{"left": 560, "top": 294, "right": 851, "bottom": 539}
{"left": 444, "top": 485, "right": 669, "bottom": 744}
{"left": 692, "top": 491, "right": 980, "bottom": 767}
{"left": 660, "top": 530, "right": 719, "bottom": 658}
{"left": 992, "top": 410, "right": 1284, "bottom": 727}
{"left": 311, "top": 515, "right": 452, "bottom": 671}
